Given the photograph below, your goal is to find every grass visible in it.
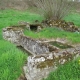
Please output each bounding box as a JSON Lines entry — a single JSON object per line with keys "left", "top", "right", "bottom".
{"left": 44, "top": 58, "right": 80, "bottom": 80}
{"left": 0, "top": 40, "right": 27, "bottom": 80}
{"left": 24, "top": 27, "right": 80, "bottom": 43}
{"left": 64, "top": 13, "right": 80, "bottom": 27}
{"left": 0, "top": 9, "right": 80, "bottom": 80}
{"left": 0, "top": 9, "right": 43, "bottom": 38}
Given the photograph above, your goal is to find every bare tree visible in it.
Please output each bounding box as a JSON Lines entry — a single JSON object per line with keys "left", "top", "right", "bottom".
{"left": 26, "top": 0, "right": 74, "bottom": 20}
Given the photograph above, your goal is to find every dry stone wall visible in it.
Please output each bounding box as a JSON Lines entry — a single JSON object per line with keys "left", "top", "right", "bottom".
{"left": 19, "top": 35, "right": 50, "bottom": 55}
{"left": 3, "top": 27, "right": 58, "bottom": 55}
{"left": 24, "top": 46, "right": 80, "bottom": 80}
{"left": 3, "top": 27, "right": 80, "bottom": 80}
{"left": 3, "top": 27, "right": 24, "bottom": 46}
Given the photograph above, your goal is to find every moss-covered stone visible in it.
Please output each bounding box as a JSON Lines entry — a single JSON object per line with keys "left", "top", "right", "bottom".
{"left": 42, "top": 19, "right": 79, "bottom": 32}
{"left": 37, "top": 59, "right": 54, "bottom": 69}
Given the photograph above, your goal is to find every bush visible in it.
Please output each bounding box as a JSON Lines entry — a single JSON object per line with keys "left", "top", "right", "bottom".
{"left": 27, "top": 0, "right": 74, "bottom": 20}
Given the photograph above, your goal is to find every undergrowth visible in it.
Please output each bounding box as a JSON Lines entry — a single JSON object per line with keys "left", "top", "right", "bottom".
{"left": 0, "top": 40, "right": 27, "bottom": 80}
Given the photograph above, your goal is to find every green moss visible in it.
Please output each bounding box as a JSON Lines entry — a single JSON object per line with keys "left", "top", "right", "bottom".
{"left": 37, "top": 59, "right": 54, "bottom": 69}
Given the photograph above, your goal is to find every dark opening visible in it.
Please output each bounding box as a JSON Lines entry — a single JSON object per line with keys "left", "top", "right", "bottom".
{"left": 30, "top": 24, "right": 38, "bottom": 31}
{"left": 48, "top": 41, "right": 73, "bottom": 49}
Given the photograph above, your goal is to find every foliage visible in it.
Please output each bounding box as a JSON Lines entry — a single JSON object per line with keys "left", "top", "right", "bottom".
{"left": 27, "top": 0, "right": 74, "bottom": 20}
{"left": 0, "top": 40, "right": 27, "bottom": 80}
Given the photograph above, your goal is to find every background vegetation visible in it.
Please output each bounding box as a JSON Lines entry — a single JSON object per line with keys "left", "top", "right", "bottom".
{"left": 27, "top": 0, "right": 74, "bottom": 20}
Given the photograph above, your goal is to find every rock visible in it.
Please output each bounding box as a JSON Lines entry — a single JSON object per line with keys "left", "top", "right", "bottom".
{"left": 3, "top": 27, "right": 24, "bottom": 46}
{"left": 3, "top": 27, "right": 58, "bottom": 55}
{"left": 23, "top": 53, "right": 57, "bottom": 80}
{"left": 23, "top": 46, "right": 80, "bottom": 80}
{"left": 18, "top": 21, "right": 30, "bottom": 30}
{"left": 42, "top": 19, "right": 79, "bottom": 32}
{"left": 18, "top": 73, "right": 27, "bottom": 80}
{"left": 18, "top": 21, "right": 43, "bottom": 31}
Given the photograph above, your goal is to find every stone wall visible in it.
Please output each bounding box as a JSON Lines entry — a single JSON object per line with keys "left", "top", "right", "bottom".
{"left": 3, "top": 27, "right": 24, "bottom": 46}
{"left": 3, "top": 27, "right": 80, "bottom": 80}
{"left": 3, "top": 27, "right": 58, "bottom": 55}
{"left": 23, "top": 46, "right": 80, "bottom": 80}
{"left": 20, "top": 35, "right": 50, "bottom": 55}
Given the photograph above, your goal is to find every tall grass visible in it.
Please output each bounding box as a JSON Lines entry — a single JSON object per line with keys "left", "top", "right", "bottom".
{"left": 0, "top": 40, "right": 27, "bottom": 80}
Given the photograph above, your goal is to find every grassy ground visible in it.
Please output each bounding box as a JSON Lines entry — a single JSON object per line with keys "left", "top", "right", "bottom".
{"left": 0, "top": 40, "right": 27, "bottom": 80}
{"left": 64, "top": 13, "right": 80, "bottom": 27}
{"left": 0, "top": 9, "right": 80, "bottom": 80}
{"left": 24, "top": 27, "right": 80, "bottom": 43}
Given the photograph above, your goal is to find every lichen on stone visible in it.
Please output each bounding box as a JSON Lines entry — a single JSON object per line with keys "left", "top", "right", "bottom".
{"left": 37, "top": 59, "right": 54, "bottom": 69}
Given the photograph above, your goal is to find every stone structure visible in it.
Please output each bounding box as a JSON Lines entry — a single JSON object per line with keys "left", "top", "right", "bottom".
{"left": 18, "top": 21, "right": 43, "bottom": 32}
{"left": 3, "top": 27, "right": 80, "bottom": 80}
{"left": 3, "top": 27, "right": 58, "bottom": 55}
{"left": 42, "top": 19, "right": 80, "bottom": 32}
{"left": 3, "top": 27, "right": 24, "bottom": 46}
{"left": 23, "top": 46, "right": 80, "bottom": 80}
{"left": 23, "top": 53, "right": 57, "bottom": 80}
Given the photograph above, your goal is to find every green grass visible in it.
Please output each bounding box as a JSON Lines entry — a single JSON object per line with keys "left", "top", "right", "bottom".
{"left": 0, "top": 9, "right": 80, "bottom": 80}
{"left": 0, "top": 40, "right": 27, "bottom": 80}
{"left": 24, "top": 27, "right": 80, "bottom": 43}
{"left": 44, "top": 58, "right": 80, "bottom": 80}
{"left": 64, "top": 13, "right": 80, "bottom": 27}
{"left": 0, "top": 9, "right": 43, "bottom": 29}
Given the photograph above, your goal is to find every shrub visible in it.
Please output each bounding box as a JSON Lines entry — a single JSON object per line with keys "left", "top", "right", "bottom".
{"left": 27, "top": 0, "right": 74, "bottom": 20}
